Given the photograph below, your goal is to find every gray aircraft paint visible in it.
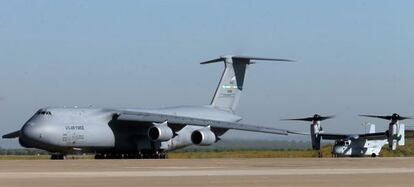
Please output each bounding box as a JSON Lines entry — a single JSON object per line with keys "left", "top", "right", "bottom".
{"left": 3, "top": 55, "right": 300, "bottom": 155}
{"left": 283, "top": 114, "right": 405, "bottom": 157}
{"left": 17, "top": 104, "right": 244, "bottom": 153}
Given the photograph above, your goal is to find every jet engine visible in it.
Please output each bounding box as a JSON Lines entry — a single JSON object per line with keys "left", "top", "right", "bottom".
{"left": 191, "top": 127, "right": 217, "bottom": 146}
{"left": 148, "top": 121, "right": 174, "bottom": 141}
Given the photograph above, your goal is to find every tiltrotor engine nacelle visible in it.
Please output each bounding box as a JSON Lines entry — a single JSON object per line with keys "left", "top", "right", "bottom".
{"left": 191, "top": 127, "right": 217, "bottom": 146}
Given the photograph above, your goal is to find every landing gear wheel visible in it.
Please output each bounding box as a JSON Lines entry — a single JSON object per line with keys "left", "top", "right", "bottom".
{"left": 51, "top": 153, "right": 65, "bottom": 160}
{"left": 95, "top": 154, "right": 105, "bottom": 159}
{"left": 160, "top": 153, "right": 168, "bottom": 159}
{"left": 318, "top": 151, "right": 323, "bottom": 158}
{"left": 371, "top": 153, "right": 377, "bottom": 158}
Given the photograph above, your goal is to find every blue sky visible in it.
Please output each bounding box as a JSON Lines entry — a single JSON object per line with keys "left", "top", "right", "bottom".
{"left": 1, "top": 1, "right": 414, "bottom": 147}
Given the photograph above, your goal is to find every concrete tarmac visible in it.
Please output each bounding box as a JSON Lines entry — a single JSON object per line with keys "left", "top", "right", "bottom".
{"left": 1, "top": 158, "right": 414, "bottom": 187}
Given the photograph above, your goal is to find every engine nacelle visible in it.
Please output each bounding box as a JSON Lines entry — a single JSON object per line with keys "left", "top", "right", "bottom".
{"left": 191, "top": 127, "right": 217, "bottom": 146}
{"left": 388, "top": 123, "right": 405, "bottom": 150}
{"left": 310, "top": 124, "right": 321, "bottom": 150}
{"left": 388, "top": 123, "right": 398, "bottom": 150}
{"left": 148, "top": 124, "right": 174, "bottom": 141}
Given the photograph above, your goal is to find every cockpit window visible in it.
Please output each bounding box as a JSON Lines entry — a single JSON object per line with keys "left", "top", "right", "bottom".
{"left": 335, "top": 141, "right": 345, "bottom": 146}
{"left": 36, "top": 110, "right": 52, "bottom": 115}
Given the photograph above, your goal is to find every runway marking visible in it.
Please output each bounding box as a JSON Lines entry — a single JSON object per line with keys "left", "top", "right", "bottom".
{"left": 1, "top": 168, "right": 414, "bottom": 179}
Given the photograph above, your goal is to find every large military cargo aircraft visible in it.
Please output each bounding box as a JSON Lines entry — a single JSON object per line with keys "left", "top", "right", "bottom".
{"left": 3, "top": 55, "right": 301, "bottom": 159}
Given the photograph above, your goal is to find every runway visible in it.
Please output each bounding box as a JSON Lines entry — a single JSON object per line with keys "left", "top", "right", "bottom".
{"left": 1, "top": 158, "right": 414, "bottom": 187}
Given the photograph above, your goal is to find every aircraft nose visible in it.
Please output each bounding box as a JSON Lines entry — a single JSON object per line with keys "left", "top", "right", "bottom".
{"left": 20, "top": 122, "right": 43, "bottom": 144}
{"left": 20, "top": 121, "right": 60, "bottom": 149}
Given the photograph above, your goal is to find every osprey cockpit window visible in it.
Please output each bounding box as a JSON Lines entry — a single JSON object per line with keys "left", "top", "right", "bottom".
{"left": 336, "top": 141, "right": 345, "bottom": 146}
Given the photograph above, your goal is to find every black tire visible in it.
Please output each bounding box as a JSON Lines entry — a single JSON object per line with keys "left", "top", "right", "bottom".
{"left": 95, "top": 154, "right": 104, "bottom": 159}
{"left": 160, "top": 153, "right": 168, "bottom": 159}
{"left": 51, "top": 153, "right": 65, "bottom": 160}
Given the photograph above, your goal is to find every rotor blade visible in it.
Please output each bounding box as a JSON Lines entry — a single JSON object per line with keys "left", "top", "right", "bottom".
{"left": 287, "top": 130, "right": 309, "bottom": 135}
{"left": 281, "top": 115, "right": 335, "bottom": 122}
{"left": 281, "top": 117, "right": 315, "bottom": 122}
{"left": 400, "top": 117, "right": 413, "bottom": 120}
{"left": 319, "top": 115, "right": 336, "bottom": 121}
{"left": 359, "top": 115, "right": 392, "bottom": 120}
{"left": 359, "top": 114, "right": 413, "bottom": 121}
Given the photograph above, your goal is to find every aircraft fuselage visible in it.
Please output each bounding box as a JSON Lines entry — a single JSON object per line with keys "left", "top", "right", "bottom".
{"left": 332, "top": 139, "right": 386, "bottom": 157}
{"left": 19, "top": 106, "right": 241, "bottom": 154}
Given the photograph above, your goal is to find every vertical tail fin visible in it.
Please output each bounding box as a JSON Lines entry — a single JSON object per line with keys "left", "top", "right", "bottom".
{"left": 368, "top": 123, "right": 376, "bottom": 133}
{"left": 201, "top": 55, "right": 293, "bottom": 112}
{"left": 398, "top": 124, "right": 405, "bottom": 146}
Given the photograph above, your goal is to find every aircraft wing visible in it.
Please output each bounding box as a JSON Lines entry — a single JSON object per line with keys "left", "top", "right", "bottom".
{"left": 115, "top": 111, "right": 304, "bottom": 135}
{"left": 320, "top": 132, "right": 387, "bottom": 140}
{"left": 359, "top": 132, "right": 388, "bottom": 140}
{"left": 319, "top": 133, "right": 349, "bottom": 140}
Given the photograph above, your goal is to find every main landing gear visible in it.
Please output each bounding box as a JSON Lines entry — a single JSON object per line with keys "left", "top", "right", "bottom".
{"left": 94, "top": 152, "right": 168, "bottom": 159}
{"left": 318, "top": 151, "right": 323, "bottom": 158}
{"left": 50, "top": 153, "right": 66, "bottom": 160}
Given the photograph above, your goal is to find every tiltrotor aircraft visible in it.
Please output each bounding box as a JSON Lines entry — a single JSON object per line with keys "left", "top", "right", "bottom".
{"left": 283, "top": 114, "right": 406, "bottom": 157}
{"left": 3, "top": 55, "right": 302, "bottom": 159}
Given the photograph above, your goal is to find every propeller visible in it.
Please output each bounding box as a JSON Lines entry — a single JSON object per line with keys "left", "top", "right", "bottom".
{"left": 359, "top": 113, "right": 412, "bottom": 121}
{"left": 281, "top": 114, "right": 335, "bottom": 122}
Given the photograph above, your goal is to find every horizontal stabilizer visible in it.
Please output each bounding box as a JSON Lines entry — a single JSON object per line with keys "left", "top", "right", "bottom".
{"left": 200, "top": 55, "right": 294, "bottom": 64}
{"left": 201, "top": 55, "right": 294, "bottom": 112}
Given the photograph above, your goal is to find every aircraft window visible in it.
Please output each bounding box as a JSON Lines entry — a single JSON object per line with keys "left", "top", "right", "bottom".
{"left": 336, "top": 141, "right": 345, "bottom": 146}
{"left": 37, "top": 111, "right": 52, "bottom": 115}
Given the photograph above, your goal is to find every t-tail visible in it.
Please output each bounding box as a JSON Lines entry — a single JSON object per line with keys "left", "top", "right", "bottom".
{"left": 201, "top": 55, "right": 293, "bottom": 112}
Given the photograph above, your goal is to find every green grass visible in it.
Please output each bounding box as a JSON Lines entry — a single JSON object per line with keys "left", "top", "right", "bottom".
{"left": 0, "top": 155, "right": 95, "bottom": 160}
{"left": 170, "top": 141, "right": 414, "bottom": 159}
{"left": 0, "top": 155, "right": 50, "bottom": 160}
{"left": 1, "top": 141, "right": 414, "bottom": 159}
{"left": 169, "top": 149, "right": 321, "bottom": 159}
{"left": 380, "top": 140, "right": 414, "bottom": 157}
